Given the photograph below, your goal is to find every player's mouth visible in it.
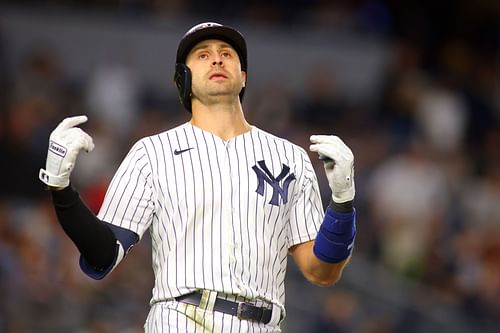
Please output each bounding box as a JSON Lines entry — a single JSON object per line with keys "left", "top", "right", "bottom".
{"left": 209, "top": 72, "right": 228, "bottom": 80}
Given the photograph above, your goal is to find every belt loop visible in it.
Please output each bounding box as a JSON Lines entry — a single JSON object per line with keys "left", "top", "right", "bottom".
{"left": 268, "top": 304, "right": 282, "bottom": 326}
{"left": 199, "top": 290, "right": 218, "bottom": 312}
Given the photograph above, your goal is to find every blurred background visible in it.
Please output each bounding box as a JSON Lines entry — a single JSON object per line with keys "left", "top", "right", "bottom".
{"left": 0, "top": 1, "right": 498, "bottom": 332}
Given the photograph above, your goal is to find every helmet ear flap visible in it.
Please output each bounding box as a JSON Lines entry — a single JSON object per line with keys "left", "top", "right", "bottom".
{"left": 174, "top": 63, "right": 192, "bottom": 112}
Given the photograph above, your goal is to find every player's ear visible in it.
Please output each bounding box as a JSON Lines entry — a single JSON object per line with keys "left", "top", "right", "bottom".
{"left": 241, "top": 70, "right": 246, "bottom": 87}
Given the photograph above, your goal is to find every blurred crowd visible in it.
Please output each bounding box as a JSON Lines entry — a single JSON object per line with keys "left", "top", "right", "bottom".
{"left": 0, "top": 1, "right": 499, "bottom": 332}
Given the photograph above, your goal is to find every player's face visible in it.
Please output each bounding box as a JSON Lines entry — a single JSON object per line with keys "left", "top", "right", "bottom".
{"left": 186, "top": 39, "right": 246, "bottom": 105}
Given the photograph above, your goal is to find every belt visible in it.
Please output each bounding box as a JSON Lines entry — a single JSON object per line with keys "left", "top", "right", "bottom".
{"left": 175, "top": 292, "right": 275, "bottom": 324}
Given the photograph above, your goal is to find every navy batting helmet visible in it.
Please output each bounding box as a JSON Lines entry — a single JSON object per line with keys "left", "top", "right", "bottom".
{"left": 173, "top": 22, "right": 248, "bottom": 112}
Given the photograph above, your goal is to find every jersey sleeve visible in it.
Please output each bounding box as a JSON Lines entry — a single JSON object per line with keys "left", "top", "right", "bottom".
{"left": 97, "top": 139, "right": 156, "bottom": 239}
{"left": 287, "top": 153, "right": 324, "bottom": 247}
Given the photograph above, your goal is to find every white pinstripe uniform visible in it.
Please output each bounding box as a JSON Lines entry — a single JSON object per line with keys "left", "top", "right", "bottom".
{"left": 97, "top": 122, "right": 324, "bottom": 332}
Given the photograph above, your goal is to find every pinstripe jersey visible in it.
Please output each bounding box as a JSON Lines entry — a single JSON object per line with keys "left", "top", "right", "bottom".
{"left": 97, "top": 122, "right": 324, "bottom": 326}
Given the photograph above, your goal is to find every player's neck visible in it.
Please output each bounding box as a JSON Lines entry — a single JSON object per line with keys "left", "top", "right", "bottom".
{"left": 190, "top": 102, "right": 251, "bottom": 141}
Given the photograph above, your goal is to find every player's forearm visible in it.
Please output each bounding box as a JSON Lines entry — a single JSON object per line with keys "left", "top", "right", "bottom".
{"left": 292, "top": 200, "right": 355, "bottom": 286}
{"left": 51, "top": 186, "right": 117, "bottom": 269}
{"left": 311, "top": 256, "right": 351, "bottom": 287}
{"left": 311, "top": 200, "right": 355, "bottom": 285}
{"left": 296, "top": 241, "right": 350, "bottom": 287}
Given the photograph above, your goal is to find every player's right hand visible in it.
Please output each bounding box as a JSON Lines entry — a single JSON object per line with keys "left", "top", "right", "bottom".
{"left": 309, "top": 135, "right": 355, "bottom": 203}
{"left": 39, "top": 115, "right": 94, "bottom": 189}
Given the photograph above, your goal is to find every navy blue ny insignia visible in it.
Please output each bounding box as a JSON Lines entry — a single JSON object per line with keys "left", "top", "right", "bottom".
{"left": 252, "top": 160, "right": 296, "bottom": 206}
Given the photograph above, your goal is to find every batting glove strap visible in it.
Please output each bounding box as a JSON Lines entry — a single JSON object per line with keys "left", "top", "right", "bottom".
{"left": 39, "top": 168, "right": 70, "bottom": 188}
{"left": 313, "top": 208, "right": 356, "bottom": 263}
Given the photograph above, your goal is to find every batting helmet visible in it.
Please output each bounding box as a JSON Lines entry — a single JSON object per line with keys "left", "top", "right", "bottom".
{"left": 173, "top": 22, "right": 248, "bottom": 112}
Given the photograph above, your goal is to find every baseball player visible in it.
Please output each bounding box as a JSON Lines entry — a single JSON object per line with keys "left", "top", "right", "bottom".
{"left": 39, "top": 22, "right": 357, "bottom": 332}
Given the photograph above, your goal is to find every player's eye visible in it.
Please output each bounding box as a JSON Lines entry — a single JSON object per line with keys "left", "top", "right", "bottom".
{"left": 221, "top": 51, "right": 231, "bottom": 58}
{"left": 198, "top": 52, "right": 209, "bottom": 60}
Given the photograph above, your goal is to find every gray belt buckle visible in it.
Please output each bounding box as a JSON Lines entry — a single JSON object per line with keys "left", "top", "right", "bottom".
{"left": 236, "top": 302, "right": 263, "bottom": 322}
{"left": 236, "top": 302, "right": 245, "bottom": 320}
{"left": 237, "top": 302, "right": 257, "bottom": 321}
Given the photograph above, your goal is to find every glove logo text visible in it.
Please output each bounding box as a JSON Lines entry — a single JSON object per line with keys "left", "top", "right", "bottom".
{"left": 49, "top": 140, "right": 67, "bottom": 157}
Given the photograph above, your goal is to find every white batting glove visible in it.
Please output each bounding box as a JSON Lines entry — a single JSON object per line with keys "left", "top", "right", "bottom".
{"left": 310, "top": 135, "right": 355, "bottom": 203}
{"left": 39, "top": 115, "right": 95, "bottom": 189}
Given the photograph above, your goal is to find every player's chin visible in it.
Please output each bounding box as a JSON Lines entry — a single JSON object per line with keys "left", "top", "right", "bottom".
{"left": 207, "top": 80, "right": 232, "bottom": 89}
{"left": 206, "top": 85, "right": 237, "bottom": 97}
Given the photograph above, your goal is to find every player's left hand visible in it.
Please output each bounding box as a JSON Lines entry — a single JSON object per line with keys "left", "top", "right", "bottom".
{"left": 309, "top": 135, "right": 355, "bottom": 203}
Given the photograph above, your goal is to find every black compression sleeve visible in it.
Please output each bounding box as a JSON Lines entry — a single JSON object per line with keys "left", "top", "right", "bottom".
{"left": 329, "top": 199, "right": 354, "bottom": 213}
{"left": 50, "top": 186, "right": 116, "bottom": 270}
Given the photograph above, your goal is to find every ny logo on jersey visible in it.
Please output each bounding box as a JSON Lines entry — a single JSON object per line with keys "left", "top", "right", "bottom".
{"left": 252, "top": 160, "right": 296, "bottom": 206}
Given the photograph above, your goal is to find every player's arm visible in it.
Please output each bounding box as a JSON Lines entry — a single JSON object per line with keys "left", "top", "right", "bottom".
{"left": 291, "top": 135, "right": 356, "bottom": 287}
{"left": 39, "top": 116, "right": 139, "bottom": 279}
{"left": 290, "top": 200, "right": 354, "bottom": 286}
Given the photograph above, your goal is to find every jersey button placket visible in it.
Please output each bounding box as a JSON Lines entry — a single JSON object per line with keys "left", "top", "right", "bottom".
{"left": 222, "top": 142, "right": 235, "bottom": 266}
{"left": 227, "top": 140, "right": 242, "bottom": 284}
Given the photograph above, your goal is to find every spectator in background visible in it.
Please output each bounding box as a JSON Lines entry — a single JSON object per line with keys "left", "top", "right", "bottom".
{"left": 0, "top": 99, "right": 47, "bottom": 200}
{"left": 246, "top": 78, "right": 293, "bottom": 137}
{"left": 457, "top": 126, "right": 500, "bottom": 229}
{"left": 375, "top": 38, "right": 427, "bottom": 152}
{"left": 463, "top": 54, "right": 499, "bottom": 152}
{"left": 12, "top": 46, "right": 67, "bottom": 123}
{"left": 0, "top": 21, "right": 8, "bottom": 117}
{"left": 415, "top": 81, "right": 467, "bottom": 156}
{"left": 452, "top": 221, "right": 500, "bottom": 324}
{"left": 0, "top": 46, "right": 71, "bottom": 200}
{"left": 366, "top": 136, "right": 450, "bottom": 280}
{"left": 293, "top": 64, "right": 347, "bottom": 131}
{"left": 85, "top": 53, "right": 141, "bottom": 140}
{"left": 312, "top": 289, "right": 361, "bottom": 333}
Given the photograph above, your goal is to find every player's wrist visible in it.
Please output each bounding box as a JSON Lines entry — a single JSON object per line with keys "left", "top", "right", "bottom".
{"left": 313, "top": 207, "right": 356, "bottom": 263}
{"left": 50, "top": 184, "right": 80, "bottom": 208}
{"left": 329, "top": 199, "right": 353, "bottom": 213}
{"left": 39, "top": 168, "right": 70, "bottom": 189}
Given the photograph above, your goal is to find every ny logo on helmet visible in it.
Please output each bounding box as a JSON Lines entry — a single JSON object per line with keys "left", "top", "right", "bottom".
{"left": 252, "top": 160, "right": 296, "bottom": 206}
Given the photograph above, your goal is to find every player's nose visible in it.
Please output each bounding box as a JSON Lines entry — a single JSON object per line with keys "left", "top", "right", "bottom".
{"left": 212, "top": 55, "right": 223, "bottom": 67}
